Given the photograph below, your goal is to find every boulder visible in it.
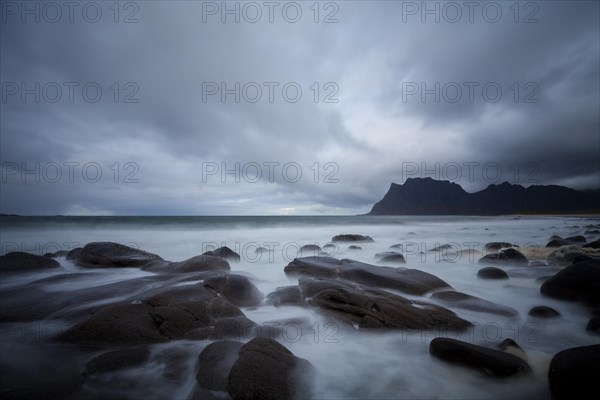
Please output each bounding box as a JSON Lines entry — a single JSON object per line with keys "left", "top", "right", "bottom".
{"left": 429, "top": 244, "right": 453, "bottom": 251}
{"left": 0, "top": 252, "right": 60, "bottom": 273}
{"left": 284, "top": 256, "right": 339, "bottom": 279}
{"left": 546, "top": 239, "right": 572, "bottom": 248}
{"left": 196, "top": 341, "right": 244, "bottom": 391}
{"left": 331, "top": 234, "right": 374, "bottom": 243}
{"left": 144, "top": 255, "right": 230, "bottom": 273}
{"left": 265, "top": 286, "right": 304, "bottom": 307}
{"left": 583, "top": 239, "right": 600, "bottom": 249}
{"left": 586, "top": 317, "right": 600, "bottom": 334}
{"left": 498, "top": 338, "right": 528, "bottom": 361}
{"left": 374, "top": 252, "right": 406, "bottom": 264}
{"left": 203, "top": 274, "right": 264, "bottom": 307}
{"left": 429, "top": 338, "right": 531, "bottom": 377}
{"left": 431, "top": 291, "right": 518, "bottom": 317}
{"left": 298, "top": 277, "right": 471, "bottom": 331}
{"left": 478, "top": 248, "right": 528, "bottom": 266}
{"left": 227, "top": 337, "right": 314, "bottom": 400}
{"left": 477, "top": 267, "right": 509, "bottom": 280}
{"left": 528, "top": 306, "right": 560, "bottom": 318}
{"left": 203, "top": 247, "right": 241, "bottom": 262}
{"left": 565, "top": 235, "right": 587, "bottom": 243}
{"left": 299, "top": 244, "right": 321, "bottom": 253}
{"left": 548, "top": 344, "right": 600, "bottom": 400}
{"left": 348, "top": 245, "right": 361, "bottom": 250}
{"left": 67, "top": 242, "right": 163, "bottom": 269}
{"left": 540, "top": 259, "right": 600, "bottom": 307}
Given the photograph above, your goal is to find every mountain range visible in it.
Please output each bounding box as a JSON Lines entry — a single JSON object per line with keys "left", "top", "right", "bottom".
{"left": 368, "top": 178, "right": 600, "bottom": 215}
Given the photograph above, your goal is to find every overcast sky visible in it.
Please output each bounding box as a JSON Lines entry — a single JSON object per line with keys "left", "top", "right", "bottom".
{"left": 1, "top": 1, "right": 599, "bottom": 215}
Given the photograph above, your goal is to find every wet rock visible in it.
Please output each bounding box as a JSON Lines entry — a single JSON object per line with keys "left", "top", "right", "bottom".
{"left": 227, "top": 337, "right": 314, "bottom": 400}
{"left": 203, "top": 247, "right": 241, "bottom": 262}
{"left": 285, "top": 257, "right": 450, "bottom": 295}
{"left": 429, "top": 338, "right": 531, "bottom": 377}
{"left": 265, "top": 286, "right": 304, "bottom": 307}
{"left": 528, "top": 306, "right": 560, "bottom": 318}
{"left": 144, "top": 255, "right": 230, "bottom": 273}
{"left": 431, "top": 291, "right": 518, "bottom": 317}
{"left": 83, "top": 348, "right": 150, "bottom": 375}
{"left": 0, "top": 252, "right": 60, "bottom": 273}
{"left": 203, "top": 274, "right": 264, "bottom": 307}
{"left": 300, "top": 244, "right": 321, "bottom": 253}
{"left": 44, "top": 250, "right": 70, "bottom": 258}
{"left": 478, "top": 248, "right": 528, "bottom": 266}
{"left": 586, "top": 317, "right": 600, "bottom": 334}
{"left": 546, "top": 245, "right": 587, "bottom": 267}
{"left": 56, "top": 303, "right": 168, "bottom": 344}
{"left": 322, "top": 243, "right": 336, "bottom": 250}
{"left": 548, "top": 344, "right": 600, "bottom": 400}
{"left": 484, "top": 242, "right": 518, "bottom": 252}
{"left": 298, "top": 277, "right": 471, "bottom": 331}
{"left": 540, "top": 259, "right": 600, "bottom": 307}
{"left": 585, "top": 229, "right": 600, "bottom": 235}
{"left": 583, "top": 239, "right": 600, "bottom": 249}
{"left": 477, "top": 267, "right": 509, "bottom": 280}
{"left": 429, "top": 244, "right": 453, "bottom": 251}
{"left": 196, "top": 341, "right": 244, "bottom": 391}
{"left": 331, "top": 234, "right": 374, "bottom": 243}
{"left": 66, "top": 242, "right": 163, "bottom": 269}
{"left": 374, "top": 251, "right": 406, "bottom": 264}
{"left": 348, "top": 245, "right": 361, "bottom": 250}
{"left": 546, "top": 239, "right": 572, "bottom": 247}
{"left": 389, "top": 243, "right": 404, "bottom": 249}
{"left": 565, "top": 235, "right": 587, "bottom": 243}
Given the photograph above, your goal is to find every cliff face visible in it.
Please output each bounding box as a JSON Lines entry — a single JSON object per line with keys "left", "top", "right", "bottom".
{"left": 368, "top": 178, "right": 600, "bottom": 215}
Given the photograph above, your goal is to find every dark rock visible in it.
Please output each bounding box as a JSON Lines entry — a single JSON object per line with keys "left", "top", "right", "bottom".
{"left": 67, "top": 242, "right": 163, "bottom": 269}
{"left": 348, "top": 245, "right": 361, "bottom": 250}
{"left": 375, "top": 251, "right": 406, "bottom": 264}
{"left": 298, "top": 277, "right": 471, "bottom": 331}
{"left": 546, "top": 239, "right": 572, "bottom": 248}
{"left": 203, "top": 247, "right": 241, "bottom": 262}
{"left": 548, "top": 344, "right": 600, "bottom": 400}
{"left": 227, "top": 337, "right": 314, "bottom": 400}
{"left": 300, "top": 244, "right": 321, "bottom": 252}
{"left": 389, "top": 243, "right": 404, "bottom": 249}
{"left": 43, "top": 250, "right": 70, "bottom": 258}
{"left": 0, "top": 252, "right": 60, "bottom": 273}
{"left": 485, "top": 242, "right": 518, "bottom": 252}
{"left": 540, "top": 259, "right": 600, "bottom": 307}
{"left": 478, "top": 248, "right": 528, "bottom": 266}
{"left": 431, "top": 291, "right": 518, "bottom": 317}
{"left": 331, "top": 234, "right": 374, "bottom": 242}
{"left": 477, "top": 267, "right": 509, "bottom": 280}
{"left": 586, "top": 317, "right": 600, "bottom": 334}
{"left": 528, "top": 306, "right": 560, "bottom": 318}
{"left": 285, "top": 257, "right": 450, "bottom": 296}
{"left": 203, "top": 274, "right": 264, "bottom": 307}
{"left": 266, "top": 286, "right": 304, "bottom": 307}
{"left": 583, "top": 239, "right": 600, "bottom": 249}
{"left": 429, "top": 244, "right": 453, "bottom": 251}
{"left": 83, "top": 348, "right": 150, "bottom": 375}
{"left": 322, "top": 243, "right": 336, "bottom": 250}
{"left": 56, "top": 303, "right": 168, "bottom": 344}
{"left": 565, "top": 235, "right": 587, "bottom": 243}
{"left": 528, "top": 260, "right": 548, "bottom": 267}
{"left": 429, "top": 338, "right": 532, "bottom": 377}
{"left": 584, "top": 229, "right": 600, "bottom": 235}
{"left": 144, "top": 255, "right": 230, "bottom": 273}
{"left": 196, "top": 341, "right": 244, "bottom": 391}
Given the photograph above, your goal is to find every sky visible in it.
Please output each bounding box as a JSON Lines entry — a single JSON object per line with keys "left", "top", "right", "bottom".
{"left": 1, "top": 0, "right": 599, "bottom": 215}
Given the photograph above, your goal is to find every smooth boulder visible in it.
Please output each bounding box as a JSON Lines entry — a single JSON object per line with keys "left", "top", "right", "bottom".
{"left": 528, "top": 306, "right": 560, "bottom": 318}
{"left": 429, "top": 338, "right": 531, "bottom": 377}
{"left": 203, "top": 247, "right": 241, "bottom": 262}
{"left": 196, "top": 341, "right": 244, "bottom": 391}
{"left": 548, "top": 344, "right": 600, "bottom": 400}
{"left": 228, "top": 337, "right": 314, "bottom": 400}
{"left": 478, "top": 248, "right": 528, "bottom": 266}
{"left": 331, "top": 234, "right": 374, "bottom": 243}
{"left": 431, "top": 291, "right": 518, "bottom": 317}
{"left": 67, "top": 242, "right": 163, "bottom": 269}
{"left": 0, "top": 252, "right": 60, "bottom": 273}
{"left": 540, "top": 259, "right": 600, "bottom": 307}
{"left": 477, "top": 267, "right": 509, "bottom": 280}
{"left": 203, "top": 274, "right": 264, "bottom": 307}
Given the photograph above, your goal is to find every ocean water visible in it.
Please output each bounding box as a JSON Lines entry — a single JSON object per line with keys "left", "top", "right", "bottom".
{"left": 1, "top": 215, "right": 599, "bottom": 399}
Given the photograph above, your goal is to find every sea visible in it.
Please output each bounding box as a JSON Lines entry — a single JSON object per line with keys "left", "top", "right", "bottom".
{"left": 1, "top": 215, "right": 599, "bottom": 399}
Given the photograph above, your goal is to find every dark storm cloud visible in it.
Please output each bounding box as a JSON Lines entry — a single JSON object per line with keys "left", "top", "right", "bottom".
{"left": 0, "top": 1, "right": 598, "bottom": 215}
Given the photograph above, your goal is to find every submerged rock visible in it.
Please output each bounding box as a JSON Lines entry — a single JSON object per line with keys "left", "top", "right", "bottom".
{"left": 431, "top": 291, "right": 518, "bottom": 317}
{"left": 429, "top": 338, "right": 531, "bottom": 377}
{"left": 203, "top": 247, "right": 241, "bottom": 262}
{"left": 540, "top": 259, "right": 600, "bottom": 307}
{"left": 528, "top": 306, "right": 560, "bottom": 318}
{"left": 83, "top": 347, "right": 150, "bottom": 375}
{"left": 297, "top": 277, "right": 471, "bottom": 331}
{"left": 478, "top": 248, "right": 528, "bottom": 266}
{"left": 67, "top": 242, "right": 163, "bottom": 269}
{"left": 0, "top": 252, "right": 60, "bottom": 273}
{"left": 583, "top": 239, "right": 600, "bottom": 249}
{"left": 374, "top": 252, "right": 406, "bottom": 264}
{"left": 484, "top": 242, "right": 518, "bottom": 252}
{"left": 546, "top": 245, "right": 587, "bottom": 267}
{"left": 477, "top": 267, "right": 509, "bottom": 280}
{"left": 144, "top": 255, "right": 230, "bottom": 273}
{"left": 548, "top": 344, "right": 600, "bottom": 400}
{"left": 331, "top": 234, "right": 374, "bottom": 242}
{"left": 228, "top": 337, "right": 314, "bottom": 400}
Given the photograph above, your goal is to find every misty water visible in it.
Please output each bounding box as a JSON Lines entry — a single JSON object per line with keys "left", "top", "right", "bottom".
{"left": 1, "top": 215, "right": 599, "bottom": 399}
